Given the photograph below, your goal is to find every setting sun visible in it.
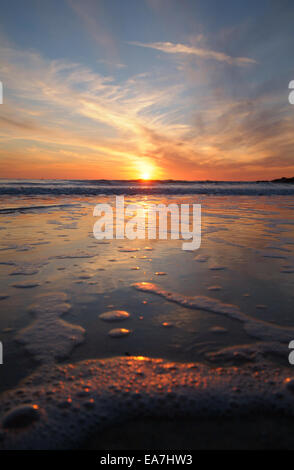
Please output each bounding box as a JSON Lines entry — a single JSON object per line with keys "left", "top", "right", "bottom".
{"left": 141, "top": 172, "right": 151, "bottom": 180}
{"left": 137, "top": 161, "right": 157, "bottom": 180}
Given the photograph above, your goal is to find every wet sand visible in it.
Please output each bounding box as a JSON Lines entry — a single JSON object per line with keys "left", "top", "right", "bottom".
{"left": 0, "top": 192, "right": 294, "bottom": 449}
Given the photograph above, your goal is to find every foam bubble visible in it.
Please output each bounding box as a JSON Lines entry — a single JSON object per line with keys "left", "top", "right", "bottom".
{"left": 99, "top": 310, "right": 130, "bottom": 322}
{"left": 2, "top": 405, "right": 41, "bottom": 429}
{"left": 108, "top": 328, "right": 132, "bottom": 338}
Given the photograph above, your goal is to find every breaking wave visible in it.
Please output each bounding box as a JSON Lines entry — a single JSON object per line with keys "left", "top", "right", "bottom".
{"left": 0, "top": 179, "right": 294, "bottom": 196}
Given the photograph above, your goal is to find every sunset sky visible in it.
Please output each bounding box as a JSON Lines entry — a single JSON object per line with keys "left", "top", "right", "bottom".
{"left": 0, "top": 0, "right": 294, "bottom": 180}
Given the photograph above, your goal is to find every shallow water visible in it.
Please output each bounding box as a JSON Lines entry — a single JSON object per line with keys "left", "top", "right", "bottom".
{"left": 0, "top": 193, "right": 293, "bottom": 379}
{"left": 0, "top": 190, "right": 294, "bottom": 448}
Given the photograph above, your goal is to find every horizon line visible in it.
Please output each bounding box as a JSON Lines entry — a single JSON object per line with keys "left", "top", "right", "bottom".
{"left": 0, "top": 177, "right": 293, "bottom": 183}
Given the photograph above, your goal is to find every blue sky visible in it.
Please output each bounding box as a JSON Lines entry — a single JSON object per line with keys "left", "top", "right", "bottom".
{"left": 0, "top": 0, "right": 293, "bottom": 179}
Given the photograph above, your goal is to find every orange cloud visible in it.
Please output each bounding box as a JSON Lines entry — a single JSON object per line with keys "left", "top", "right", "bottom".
{"left": 0, "top": 42, "right": 293, "bottom": 181}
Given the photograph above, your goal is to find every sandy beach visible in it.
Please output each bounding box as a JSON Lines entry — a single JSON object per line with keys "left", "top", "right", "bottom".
{"left": 0, "top": 180, "right": 293, "bottom": 449}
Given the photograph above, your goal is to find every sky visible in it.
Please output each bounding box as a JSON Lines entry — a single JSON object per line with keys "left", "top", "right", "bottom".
{"left": 0, "top": 0, "right": 294, "bottom": 180}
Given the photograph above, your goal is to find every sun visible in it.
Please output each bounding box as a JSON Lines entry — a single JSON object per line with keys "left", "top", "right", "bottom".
{"left": 138, "top": 162, "right": 155, "bottom": 180}
{"left": 141, "top": 171, "right": 151, "bottom": 180}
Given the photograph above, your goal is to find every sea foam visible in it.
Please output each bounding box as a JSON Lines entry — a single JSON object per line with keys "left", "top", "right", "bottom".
{"left": 0, "top": 356, "right": 294, "bottom": 449}
{"left": 133, "top": 282, "right": 294, "bottom": 343}
{"left": 16, "top": 293, "right": 85, "bottom": 363}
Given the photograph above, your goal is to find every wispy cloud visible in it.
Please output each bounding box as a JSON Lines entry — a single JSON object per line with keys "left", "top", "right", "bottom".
{"left": 129, "top": 41, "right": 257, "bottom": 66}
{"left": 0, "top": 44, "right": 187, "bottom": 178}
{"left": 0, "top": 40, "right": 292, "bottom": 180}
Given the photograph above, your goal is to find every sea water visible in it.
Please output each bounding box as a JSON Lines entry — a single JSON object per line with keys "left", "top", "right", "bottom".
{"left": 0, "top": 179, "right": 294, "bottom": 448}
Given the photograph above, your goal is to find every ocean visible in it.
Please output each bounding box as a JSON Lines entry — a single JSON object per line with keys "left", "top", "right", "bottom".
{"left": 1, "top": 179, "right": 294, "bottom": 197}
{"left": 0, "top": 179, "right": 294, "bottom": 449}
